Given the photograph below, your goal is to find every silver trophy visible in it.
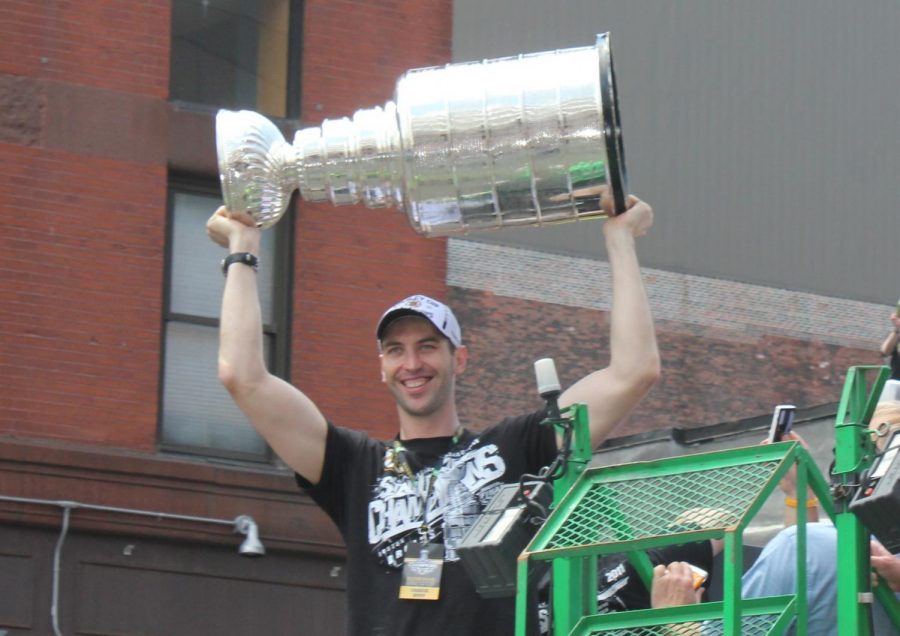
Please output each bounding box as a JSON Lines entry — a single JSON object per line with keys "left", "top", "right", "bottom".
{"left": 216, "top": 33, "right": 627, "bottom": 237}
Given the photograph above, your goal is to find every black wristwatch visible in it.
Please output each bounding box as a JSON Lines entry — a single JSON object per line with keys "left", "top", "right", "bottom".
{"left": 221, "top": 252, "right": 259, "bottom": 276}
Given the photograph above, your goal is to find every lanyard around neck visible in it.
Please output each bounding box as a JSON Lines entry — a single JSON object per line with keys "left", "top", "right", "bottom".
{"left": 383, "top": 427, "right": 465, "bottom": 541}
{"left": 388, "top": 441, "right": 437, "bottom": 541}
{"left": 384, "top": 426, "right": 465, "bottom": 478}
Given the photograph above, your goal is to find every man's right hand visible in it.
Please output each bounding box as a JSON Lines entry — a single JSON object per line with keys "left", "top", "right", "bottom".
{"left": 206, "top": 206, "right": 260, "bottom": 252}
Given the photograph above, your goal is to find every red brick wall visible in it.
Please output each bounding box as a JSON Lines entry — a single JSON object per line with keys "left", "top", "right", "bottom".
{"left": 1, "top": 0, "right": 170, "bottom": 97}
{"left": 0, "top": 146, "right": 167, "bottom": 448}
{"left": 0, "top": 153, "right": 167, "bottom": 447}
{"left": 0, "top": 1, "right": 171, "bottom": 450}
{"left": 0, "top": 0, "right": 455, "bottom": 448}
{"left": 293, "top": 0, "right": 453, "bottom": 440}
{"left": 451, "top": 288, "right": 884, "bottom": 436}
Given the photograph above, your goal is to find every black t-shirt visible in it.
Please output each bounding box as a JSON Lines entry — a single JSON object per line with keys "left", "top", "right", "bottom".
{"left": 297, "top": 409, "right": 558, "bottom": 636}
{"left": 890, "top": 347, "right": 900, "bottom": 380}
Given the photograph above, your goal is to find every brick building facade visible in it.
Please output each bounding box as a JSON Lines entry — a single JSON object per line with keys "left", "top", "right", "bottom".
{"left": 0, "top": 1, "right": 454, "bottom": 632}
{"left": 0, "top": 1, "right": 888, "bottom": 633}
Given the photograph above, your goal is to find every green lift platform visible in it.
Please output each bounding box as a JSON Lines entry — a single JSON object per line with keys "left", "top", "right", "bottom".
{"left": 515, "top": 366, "right": 900, "bottom": 635}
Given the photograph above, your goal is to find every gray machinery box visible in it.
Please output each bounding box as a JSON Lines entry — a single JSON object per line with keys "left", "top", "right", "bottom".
{"left": 849, "top": 430, "right": 900, "bottom": 552}
{"left": 457, "top": 482, "right": 552, "bottom": 598}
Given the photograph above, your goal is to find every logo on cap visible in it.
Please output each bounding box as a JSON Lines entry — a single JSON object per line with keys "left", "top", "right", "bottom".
{"left": 376, "top": 294, "right": 462, "bottom": 349}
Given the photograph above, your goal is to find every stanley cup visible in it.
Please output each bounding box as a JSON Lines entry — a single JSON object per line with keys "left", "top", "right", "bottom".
{"left": 216, "top": 33, "right": 627, "bottom": 237}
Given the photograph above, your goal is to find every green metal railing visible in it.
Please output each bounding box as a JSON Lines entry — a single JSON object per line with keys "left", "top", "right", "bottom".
{"left": 567, "top": 597, "right": 795, "bottom": 635}
{"left": 516, "top": 440, "right": 829, "bottom": 635}
{"left": 832, "top": 365, "right": 900, "bottom": 634}
{"left": 515, "top": 365, "right": 900, "bottom": 635}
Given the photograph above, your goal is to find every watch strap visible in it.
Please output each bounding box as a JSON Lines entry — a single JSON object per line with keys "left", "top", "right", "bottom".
{"left": 221, "top": 252, "right": 259, "bottom": 276}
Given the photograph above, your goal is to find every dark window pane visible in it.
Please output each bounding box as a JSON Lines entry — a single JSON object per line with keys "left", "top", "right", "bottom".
{"left": 161, "top": 184, "right": 288, "bottom": 460}
{"left": 170, "top": 0, "right": 290, "bottom": 117}
{"left": 170, "top": 192, "right": 277, "bottom": 324}
{"left": 161, "top": 322, "right": 269, "bottom": 457}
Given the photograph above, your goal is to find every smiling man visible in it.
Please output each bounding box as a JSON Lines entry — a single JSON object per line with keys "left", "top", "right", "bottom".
{"left": 206, "top": 194, "right": 660, "bottom": 636}
{"left": 377, "top": 297, "right": 466, "bottom": 430}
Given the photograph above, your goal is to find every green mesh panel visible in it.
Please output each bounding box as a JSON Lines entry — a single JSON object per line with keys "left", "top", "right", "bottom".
{"left": 516, "top": 438, "right": 809, "bottom": 636}
{"left": 585, "top": 613, "right": 780, "bottom": 635}
{"left": 547, "top": 461, "right": 780, "bottom": 549}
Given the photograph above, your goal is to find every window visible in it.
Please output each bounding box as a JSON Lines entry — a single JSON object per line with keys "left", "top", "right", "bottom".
{"left": 160, "top": 183, "right": 291, "bottom": 460}
{"left": 169, "top": 0, "right": 301, "bottom": 118}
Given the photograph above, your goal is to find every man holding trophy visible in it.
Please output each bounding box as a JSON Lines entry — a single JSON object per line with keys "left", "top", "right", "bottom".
{"left": 207, "top": 35, "right": 661, "bottom": 635}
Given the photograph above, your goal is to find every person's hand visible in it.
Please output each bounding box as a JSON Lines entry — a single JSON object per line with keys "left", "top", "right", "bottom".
{"left": 871, "top": 540, "right": 900, "bottom": 592}
{"left": 602, "top": 194, "right": 653, "bottom": 240}
{"left": 891, "top": 311, "right": 900, "bottom": 331}
{"left": 651, "top": 562, "right": 703, "bottom": 608}
{"left": 761, "top": 430, "right": 810, "bottom": 497}
{"left": 206, "top": 206, "right": 260, "bottom": 252}
{"left": 545, "top": 186, "right": 653, "bottom": 238}
{"left": 671, "top": 507, "right": 734, "bottom": 530}
{"left": 669, "top": 507, "right": 732, "bottom": 557}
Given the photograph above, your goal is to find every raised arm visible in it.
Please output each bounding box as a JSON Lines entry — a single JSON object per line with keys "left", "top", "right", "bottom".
{"left": 765, "top": 431, "right": 821, "bottom": 526}
{"left": 207, "top": 206, "right": 328, "bottom": 483}
{"left": 879, "top": 312, "right": 900, "bottom": 357}
{"left": 560, "top": 196, "right": 661, "bottom": 449}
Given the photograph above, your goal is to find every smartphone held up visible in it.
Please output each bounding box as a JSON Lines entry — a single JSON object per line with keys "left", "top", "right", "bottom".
{"left": 767, "top": 404, "right": 796, "bottom": 443}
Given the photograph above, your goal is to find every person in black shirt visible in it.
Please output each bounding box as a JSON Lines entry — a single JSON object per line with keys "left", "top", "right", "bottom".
{"left": 206, "top": 193, "right": 660, "bottom": 635}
